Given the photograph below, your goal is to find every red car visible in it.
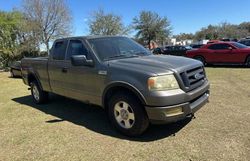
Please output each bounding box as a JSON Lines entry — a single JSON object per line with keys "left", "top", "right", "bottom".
{"left": 186, "top": 42, "right": 250, "bottom": 66}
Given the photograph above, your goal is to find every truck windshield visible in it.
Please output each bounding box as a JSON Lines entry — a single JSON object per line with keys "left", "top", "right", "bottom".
{"left": 87, "top": 37, "right": 152, "bottom": 61}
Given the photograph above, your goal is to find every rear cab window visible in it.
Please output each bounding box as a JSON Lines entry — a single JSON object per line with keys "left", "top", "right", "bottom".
{"left": 52, "top": 40, "right": 68, "bottom": 60}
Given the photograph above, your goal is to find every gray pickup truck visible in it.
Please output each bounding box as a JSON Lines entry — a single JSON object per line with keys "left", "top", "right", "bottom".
{"left": 21, "top": 36, "right": 210, "bottom": 136}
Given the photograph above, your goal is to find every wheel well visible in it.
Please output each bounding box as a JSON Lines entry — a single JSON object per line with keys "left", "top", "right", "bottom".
{"left": 28, "top": 73, "right": 42, "bottom": 87}
{"left": 28, "top": 74, "right": 36, "bottom": 85}
{"left": 193, "top": 55, "right": 206, "bottom": 64}
{"left": 245, "top": 55, "right": 250, "bottom": 63}
{"left": 103, "top": 85, "right": 146, "bottom": 110}
{"left": 194, "top": 55, "right": 205, "bottom": 60}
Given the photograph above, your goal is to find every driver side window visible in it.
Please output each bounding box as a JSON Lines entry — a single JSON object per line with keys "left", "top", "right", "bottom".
{"left": 66, "top": 40, "right": 89, "bottom": 60}
{"left": 208, "top": 44, "right": 232, "bottom": 50}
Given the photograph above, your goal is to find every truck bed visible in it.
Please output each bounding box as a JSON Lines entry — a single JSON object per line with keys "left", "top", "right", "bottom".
{"left": 21, "top": 57, "right": 51, "bottom": 92}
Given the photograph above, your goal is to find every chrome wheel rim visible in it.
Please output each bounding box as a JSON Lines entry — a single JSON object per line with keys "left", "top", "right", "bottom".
{"left": 114, "top": 101, "right": 135, "bottom": 129}
{"left": 32, "top": 85, "right": 40, "bottom": 101}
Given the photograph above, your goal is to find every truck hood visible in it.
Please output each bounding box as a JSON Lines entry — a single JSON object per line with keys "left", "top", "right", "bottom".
{"left": 107, "top": 55, "right": 203, "bottom": 75}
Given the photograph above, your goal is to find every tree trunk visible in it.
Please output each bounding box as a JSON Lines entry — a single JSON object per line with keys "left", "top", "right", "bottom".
{"left": 45, "top": 41, "right": 50, "bottom": 55}
{"left": 148, "top": 39, "right": 151, "bottom": 49}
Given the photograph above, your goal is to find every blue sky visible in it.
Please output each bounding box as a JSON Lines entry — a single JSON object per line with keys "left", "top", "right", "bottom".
{"left": 1, "top": 0, "right": 250, "bottom": 36}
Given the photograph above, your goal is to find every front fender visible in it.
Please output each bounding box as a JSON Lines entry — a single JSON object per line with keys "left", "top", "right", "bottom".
{"left": 102, "top": 81, "right": 147, "bottom": 107}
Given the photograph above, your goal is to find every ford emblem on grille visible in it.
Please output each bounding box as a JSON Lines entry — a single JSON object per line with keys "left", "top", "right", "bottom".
{"left": 194, "top": 73, "right": 203, "bottom": 79}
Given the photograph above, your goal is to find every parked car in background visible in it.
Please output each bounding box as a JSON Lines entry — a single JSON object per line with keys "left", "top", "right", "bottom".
{"left": 190, "top": 44, "right": 204, "bottom": 49}
{"left": 10, "top": 61, "right": 22, "bottom": 77}
{"left": 163, "top": 45, "right": 191, "bottom": 56}
{"left": 238, "top": 38, "right": 250, "bottom": 46}
{"left": 220, "top": 38, "right": 238, "bottom": 42}
{"left": 152, "top": 47, "right": 164, "bottom": 54}
{"left": 185, "top": 46, "right": 192, "bottom": 50}
{"left": 186, "top": 42, "right": 250, "bottom": 66}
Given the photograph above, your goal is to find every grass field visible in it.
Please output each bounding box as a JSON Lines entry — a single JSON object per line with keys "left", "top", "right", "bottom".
{"left": 0, "top": 67, "right": 250, "bottom": 161}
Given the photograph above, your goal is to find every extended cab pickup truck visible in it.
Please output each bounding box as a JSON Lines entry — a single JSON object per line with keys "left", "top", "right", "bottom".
{"left": 21, "top": 36, "right": 210, "bottom": 136}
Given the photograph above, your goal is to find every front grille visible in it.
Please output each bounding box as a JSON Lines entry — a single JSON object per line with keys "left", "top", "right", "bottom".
{"left": 180, "top": 66, "right": 206, "bottom": 91}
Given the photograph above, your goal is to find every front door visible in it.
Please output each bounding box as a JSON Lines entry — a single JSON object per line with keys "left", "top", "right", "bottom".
{"left": 62, "top": 39, "right": 100, "bottom": 103}
{"left": 208, "top": 43, "right": 237, "bottom": 63}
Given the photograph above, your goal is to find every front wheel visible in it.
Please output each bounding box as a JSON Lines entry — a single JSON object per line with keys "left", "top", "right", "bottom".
{"left": 108, "top": 92, "right": 149, "bottom": 136}
{"left": 194, "top": 56, "right": 206, "bottom": 65}
{"left": 31, "top": 81, "right": 48, "bottom": 104}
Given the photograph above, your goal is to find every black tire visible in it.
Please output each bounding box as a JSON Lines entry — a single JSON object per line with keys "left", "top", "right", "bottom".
{"left": 10, "top": 69, "right": 15, "bottom": 78}
{"left": 246, "top": 56, "right": 250, "bottom": 67}
{"left": 108, "top": 92, "right": 149, "bottom": 136}
{"left": 30, "top": 81, "right": 48, "bottom": 104}
{"left": 194, "top": 56, "right": 206, "bottom": 65}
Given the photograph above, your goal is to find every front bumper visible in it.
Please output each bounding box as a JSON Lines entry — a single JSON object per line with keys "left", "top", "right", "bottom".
{"left": 145, "top": 85, "right": 210, "bottom": 124}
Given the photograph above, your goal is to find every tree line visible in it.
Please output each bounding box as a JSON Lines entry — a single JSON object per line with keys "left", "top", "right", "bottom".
{"left": 0, "top": 0, "right": 172, "bottom": 68}
{"left": 174, "top": 22, "right": 250, "bottom": 41}
{"left": 1, "top": 0, "right": 250, "bottom": 68}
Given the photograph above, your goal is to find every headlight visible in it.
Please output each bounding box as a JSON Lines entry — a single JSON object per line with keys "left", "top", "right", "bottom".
{"left": 148, "top": 74, "right": 179, "bottom": 91}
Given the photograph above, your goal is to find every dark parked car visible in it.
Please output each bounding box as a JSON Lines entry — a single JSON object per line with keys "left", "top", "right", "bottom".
{"left": 190, "top": 44, "right": 204, "bottom": 49}
{"left": 220, "top": 38, "right": 238, "bottom": 42}
{"left": 21, "top": 36, "right": 210, "bottom": 136}
{"left": 10, "top": 61, "right": 22, "bottom": 77}
{"left": 186, "top": 42, "right": 250, "bottom": 66}
{"left": 163, "top": 45, "right": 191, "bottom": 56}
{"left": 238, "top": 39, "right": 250, "bottom": 46}
{"left": 152, "top": 47, "right": 164, "bottom": 54}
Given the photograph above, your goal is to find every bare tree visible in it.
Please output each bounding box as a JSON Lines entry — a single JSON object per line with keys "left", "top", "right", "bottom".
{"left": 22, "top": 0, "right": 72, "bottom": 53}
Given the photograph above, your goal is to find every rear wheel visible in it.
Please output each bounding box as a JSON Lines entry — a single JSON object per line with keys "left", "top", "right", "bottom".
{"left": 30, "top": 81, "right": 48, "bottom": 104}
{"left": 194, "top": 56, "right": 206, "bottom": 65}
{"left": 108, "top": 92, "right": 149, "bottom": 136}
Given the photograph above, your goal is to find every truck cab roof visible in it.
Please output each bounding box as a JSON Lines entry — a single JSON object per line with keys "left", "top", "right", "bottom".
{"left": 55, "top": 35, "right": 126, "bottom": 41}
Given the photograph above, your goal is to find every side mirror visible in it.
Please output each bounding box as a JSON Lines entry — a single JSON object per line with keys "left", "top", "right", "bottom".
{"left": 71, "top": 55, "right": 94, "bottom": 67}
{"left": 228, "top": 47, "right": 233, "bottom": 50}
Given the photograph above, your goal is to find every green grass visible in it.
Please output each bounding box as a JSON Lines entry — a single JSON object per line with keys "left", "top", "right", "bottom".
{"left": 0, "top": 67, "right": 250, "bottom": 161}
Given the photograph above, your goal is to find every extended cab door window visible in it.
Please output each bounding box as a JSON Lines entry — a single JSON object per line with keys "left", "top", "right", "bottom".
{"left": 66, "top": 40, "right": 89, "bottom": 60}
{"left": 53, "top": 40, "right": 67, "bottom": 60}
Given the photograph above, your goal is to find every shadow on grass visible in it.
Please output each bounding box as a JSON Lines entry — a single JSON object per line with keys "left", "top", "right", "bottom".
{"left": 12, "top": 95, "right": 191, "bottom": 142}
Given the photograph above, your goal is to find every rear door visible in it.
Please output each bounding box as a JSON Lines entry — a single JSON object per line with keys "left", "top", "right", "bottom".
{"left": 48, "top": 40, "right": 68, "bottom": 96}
